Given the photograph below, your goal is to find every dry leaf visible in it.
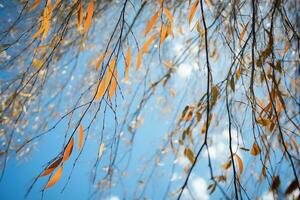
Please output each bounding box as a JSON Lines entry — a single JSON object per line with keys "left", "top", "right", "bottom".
{"left": 62, "top": 137, "right": 74, "bottom": 162}
{"left": 189, "top": 0, "right": 199, "bottom": 26}
{"left": 45, "top": 166, "right": 63, "bottom": 189}
{"left": 144, "top": 11, "right": 160, "bottom": 36}
{"left": 83, "top": 0, "right": 94, "bottom": 33}
{"left": 78, "top": 124, "right": 84, "bottom": 150}
{"left": 250, "top": 142, "right": 261, "bottom": 156}
{"left": 40, "top": 157, "right": 63, "bottom": 177}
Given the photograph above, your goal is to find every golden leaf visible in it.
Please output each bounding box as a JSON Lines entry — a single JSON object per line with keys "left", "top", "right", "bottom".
{"left": 163, "top": 8, "right": 173, "bottom": 30}
{"left": 108, "top": 68, "right": 118, "bottom": 100}
{"left": 235, "top": 154, "right": 243, "bottom": 177}
{"left": 189, "top": 0, "right": 199, "bottom": 26}
{"left": 250, "top": 142, "right": 260, "bottom": 156}
{"left": 62, "top": 137, "right": 74, "bottom": 162}
{"left": 77, "top": 4, "right": 83, "bottom": 31}
{"left": 32, "top": 59, "right": 43, "bottom": 69}
{"left": 29, "top": 0, "right": 41, "bottom": 12}
{"left": 160, "top": 24, "right": 168, "bottom": 45}
{"left": 291, "top": 136, "right": 299, "bottom": 154}
{"left": 83, "top": 0, "right": 94, "bottom": 33}
{"left": 142, "top": 34, "right": 156, "bottom": 53}
{"left": 124, "top": 47, "right": 131, "bottom": 80}
{"left": 184, "top": 148, "right": 195, "bottom": 164}
{"left": 136, "top": 51, "right": 143, "bottom": 70}
{"left": 98, "top": 143, "right": 106, "bottom": 159}
{"left": 144, "top": 11, "right": 160, "bottom": 36}
{"left": 78, "top": 124, "right": 84, "bottom": 150}
{"left": 222, "top": 160, "right": 231, "bottom": 170}
{"left": 40, "top": 157, "right": 63, "bottom": 177}
{"left": 45, "top": 166, "right": 63, "bottom": 189}
{"left": 239, "top": 22, "right": 249, "bottom": 45}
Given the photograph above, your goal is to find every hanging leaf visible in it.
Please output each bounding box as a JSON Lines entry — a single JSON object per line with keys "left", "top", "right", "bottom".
{"left": 163, "top": 8, "right": 174, "bottom": 30}
{"left": 32, "top": 59, "right": 43, "bottom": 69}
{"left": 95, "top": 76, "right": 107, "bottom": 101}
{"left": 77, "top": 4, "right": 83, "bottom": 31}
{"left": 98, "top": 143, "right": 106, "bottom": 159}
{"left": 250, "top": 142, "right": 260, "bottom": 156}
{"left": 184, "top": 148, "right": 195, "bottom": 164}
{"left": 78, "top": 124, "right": 84, "bottom": 150}
{"left": 40, "top": 157, "right": 63, "bottom": 177}
{"left": 290, "top": 136, "right": 299, "bottom": 154}
{"left": 62, "top": 137, "right": 74, "bottom": 162}
{"left": 230, "top": 76, "right": 235, "bottom": 91}
{"left": 136, "top": 51, "right": 143, "bottom": 70}
{"left": 222, "top": 160, "right": 231, "bottom": 170}
{"left": 211, "top": 85, "right": 219, "bottom": 103}
{"left": 29, "top": 0, "right": 41, "bottom": 12}
{"left": 235, "top": 154, "right": 243, "bottom": 177}
{"left": 83, "top": 0, "right": 94, "bottom": 33}
{"left": 271, "top": 176, "right": 280, "bottom": 191}
{"left": 160, "top": 24, "right": 168, "bottom": 45}
{"left": 108, "top": 67, "right": 118, "bottom": 100}
{"left": 144, "top": 11, "right": 160, "bottom": 36}
{"left": 207, "top": 183, "right": 216, "bottom": 194}
{"left": 285, "top": 179, "right": 298, "bottom": 196}
{"left": 142, "top": 34, "right": 156, "bottom": 53}
{"left": 124, "top": 47, "right": 131, "bottom": 80}
{"left": 95, "top": 57, "right": 116, "bottom": 100}
{"left": 95, "top": 51, "right": 112, "bottom": 71}
{"left": 189, "top": 0, "right": 199, "bottom": 26}
{"left": 239, "top": 22, "right": 249, "bottom": 45}
{"left": 45, "top": 166, "right": 63, "bottom": 189}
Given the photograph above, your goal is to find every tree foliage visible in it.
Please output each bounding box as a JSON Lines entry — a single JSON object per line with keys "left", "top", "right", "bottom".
{"left": 0, "top": 0, "right": 300, "bottom": 199}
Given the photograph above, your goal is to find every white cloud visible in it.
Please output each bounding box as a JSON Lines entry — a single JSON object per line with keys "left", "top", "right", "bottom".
{"left": 202, "top": 129, "right": 242, "bottom": 162}
{"left": 106, "top": 196, "right": 120, "bottom": 200}
{"left": 182, "top": 176, "right": 209, "bottom": 200}
{"left": 261, "top": 192, "right": 274, "bottom": 200}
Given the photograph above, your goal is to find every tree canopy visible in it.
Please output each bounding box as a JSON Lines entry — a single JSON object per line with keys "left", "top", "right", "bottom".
{"left": 0, "top": 0, "right": 300, "bottom": 199}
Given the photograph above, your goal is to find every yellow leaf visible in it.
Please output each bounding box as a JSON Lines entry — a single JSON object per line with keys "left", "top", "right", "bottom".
{"left": 160, "top": 24, "right": 168, "bottom": 45}
{"left": 184, "top": 148, "right": 195, "bottom": 164}
{"left": 163, "top": 8, "right": 173, "bottom": 30}
{"left": 189, "top": 0, "right": 199, "bottom": 26}
{"left": 163, "top": 60, "right": 172, "bottom": 68}
{"left": 78, "top": 124, "right": 84, "bottom": 150}
{"left": 29, "top": 0, "right": 41, "bottom": 12}
{"left": 222, "top": 160, "right": 231, "bottom": 170}
{"left": 40, "top": 157, "right": 63, "bottom": 177}
{"left": 32, "top": 59, "right": 43, "bottom": 69}
{"left": 291, "top": 136, "right": 299, "bottom": 154}
{"left": 45, "top": 166, "right": 63, "bottom": 189}
{"left": 144, "top": 11, "right": 160, "bottom": 36}
{"left": 239, "top": 22, "right": 249, "bottom": 45}
{"left": 124, "top": 47, "right": 131, "bottom": 80}
{"left": 250, "top": 142, "right": 261, "bottom": 156}
{"left": 235, "top": 154, "right": 243, "bottom": 177}
{"left": 283, "top": 40, "right": 290, "bottom": 55}
{"left": 136, "top": 51, "right": 143, "bottom": 70}
{"left": 77, "top": 4, "right": 83, "bottom": 31}
{"left": 95, "top": 76, "right": 107, "bottom": 101}
{"left": 83, "top": 0, "right": 94, "bottom": 33}
{"left": 142, "top": 34, "right": 156, "bottom": 53}
{"left": 211, "top": 85, "right": 219, "bottom": 103}
{"left": 108, "top": 68, "right": 118, "bottom": 100}
{"left": 32, "top": 26, "right": 45, "bottom": 39}
{"left": 98, "top": 143, "right": 106, "bottom": 159}
{"left": 62, "top": 137, "right": 74, "bottom": 162}
{"left": 95, "top": 57, "right": 116, "bottom": 100}
{"left": 95, "top": 51, "right": 112, "bottom": 71}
